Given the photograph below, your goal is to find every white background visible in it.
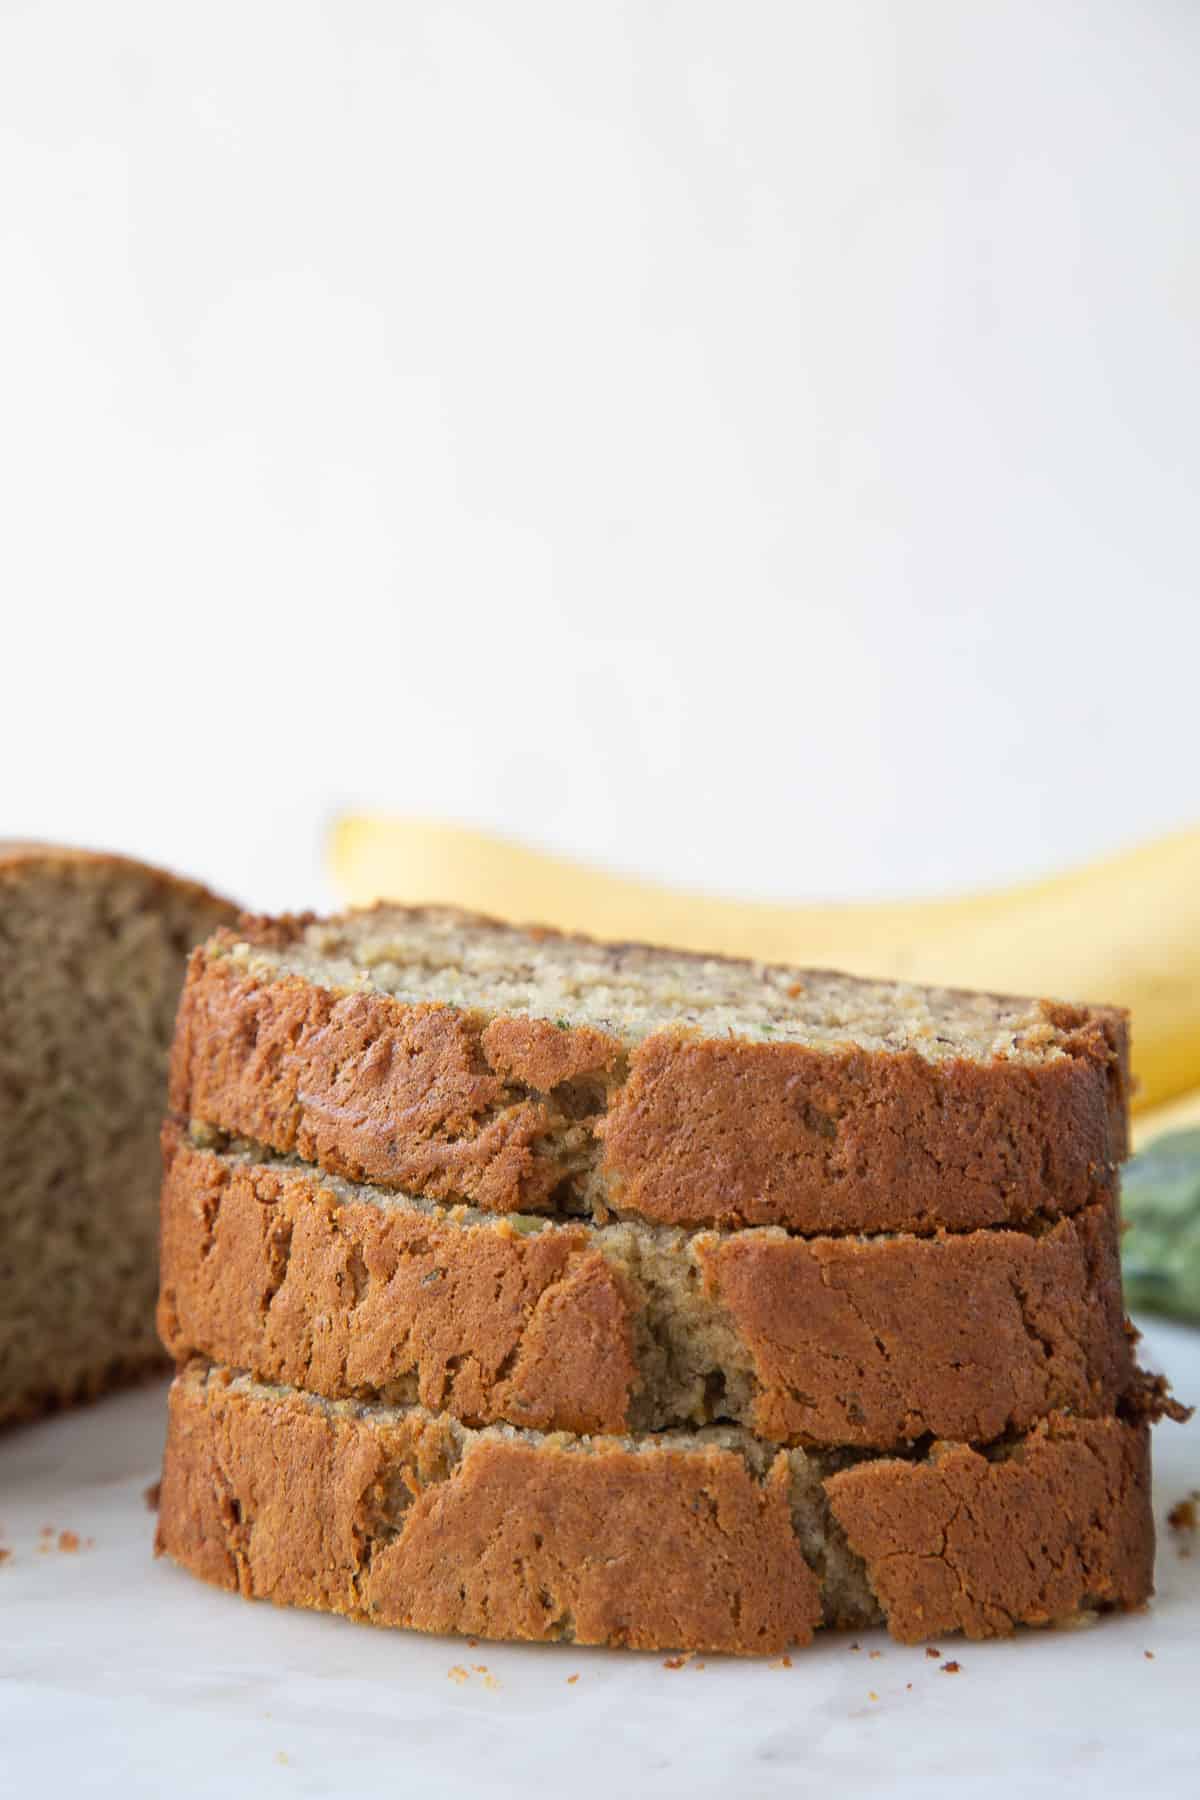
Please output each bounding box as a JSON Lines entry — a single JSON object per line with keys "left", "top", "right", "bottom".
{"left": 1, "top": 1, "right": 1197, "bottom": 915}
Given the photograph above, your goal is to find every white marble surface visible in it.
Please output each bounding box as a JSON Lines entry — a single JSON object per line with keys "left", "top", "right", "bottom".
{"left": 1, "top": 1318, "right": 1196, "bottom": 1799}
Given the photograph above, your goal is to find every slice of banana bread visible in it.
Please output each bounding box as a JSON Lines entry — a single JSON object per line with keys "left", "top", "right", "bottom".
{"left": 157, "top": 1361, "right": 1157, "bottom": 1655}
{"left": 169, "top": 905, "right": 1129, "bottom": 1233}
{"left": 0, "top": 844, "right": 237, "bottom": 1426}
{"left": 159, "top": 1125, "right": 1134, "bottom": 1447}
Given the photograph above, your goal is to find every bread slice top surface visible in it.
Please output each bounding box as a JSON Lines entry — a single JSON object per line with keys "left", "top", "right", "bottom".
{"left": 208, "top": 902, "right": 1124, "bottom": 1068}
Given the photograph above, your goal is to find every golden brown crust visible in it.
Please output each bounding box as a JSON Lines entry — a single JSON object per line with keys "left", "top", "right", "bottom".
{"left": 156, "top": 1366, "right": 824, "bottom": 1655}
{"left": 602, "top": 1033, "right": 1124, "bottom": 1231}
{"left": 695, "top": 1203, "right": 1132, "bottom": 1446}
{"left": 155, "top": 1366, "right": 1156, "bottom": 1654}
{"left": 479, "top": 1014, "right": 626, "bottom": 1090}
{"left": 169, "top": 945, "right": 1126, "bottom": 1234}
{"left": 825, "top": 1415, "right": 1155, "bottom": 1642}
{"left": 158, "top": 1130, "right": 638, "bottom": 1438}
{"left": 168, "top": 958, "right": 581, "bottom": 1214}
{"left": 159, "top": 1133, "right": 1134, "bottom": 1447}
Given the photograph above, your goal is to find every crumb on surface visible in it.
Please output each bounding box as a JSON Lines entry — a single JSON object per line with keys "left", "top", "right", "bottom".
{"left": 1167, "top": 1498, "right": 1197, "bottom": 1532}
{"left": 57, "top": 1531, "right": 80, "bottom": 1553}
{"left": 0, "top": 1548, "right": 10, "bottom": 1565}
{"left": 941, "top": 1661, "right": 962, "bottom": 1674}
{"left": 849, "top": 1642, "right": 861, "bottom": 1653}
{"left": 1144, "top": 1650, "right": 1155, "bottom": 1661}
{"left": 925, "top": 1646, "right": 940, "bottom": 1659}
{"left": 769, "top": 1655, "right": 793, "bottom": 1670}
{"left": 447, "top": 1661, "right": 498, "bottom": 1689}
{"left": 868, "top": 1691, "right": 879, "bottom": 1702}
{"left": 466, "top": 1637, "right": 478, "bottom": 1648}
{"left": 144, "top": 1482, "right": 161, "bottom": 1512}
{"left": 662, "top": 1655, "right": 690, "bottom": 1671}
{"left": 868, "top": 1649, "right": 882, "bottom": 1660}
{"left": 567, "top": 1674, "right": 579, "bottom": 1685}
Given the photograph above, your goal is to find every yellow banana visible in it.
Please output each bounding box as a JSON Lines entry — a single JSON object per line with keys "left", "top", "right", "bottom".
{"left": 1132, "top": 1086, "right": 1200, "bottom": 1150}
{"left": 328, "top": 815, "right": 1200, "bottom": 1114}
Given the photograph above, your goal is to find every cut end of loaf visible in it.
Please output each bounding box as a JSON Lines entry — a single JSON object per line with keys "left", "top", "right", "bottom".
{"left": 0, "top": 848, "right": 236, "bottom": 1428}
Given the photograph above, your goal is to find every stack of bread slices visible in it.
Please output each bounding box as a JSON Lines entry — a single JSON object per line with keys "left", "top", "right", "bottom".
{"left": 155, "top": 905, "right": 1174, "bottom": 1655}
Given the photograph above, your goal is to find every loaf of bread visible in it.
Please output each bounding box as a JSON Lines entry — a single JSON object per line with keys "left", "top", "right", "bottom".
{"left": 159, "top": 1126, "right": 1134, "bottom": 1447}
{"left": 0, "top": 845, "right": 236, "bottom": 1426}
{"left": 169, "top": 906, "right": 1130, "bottom": 1234}
{"left": 156, "top": 1360, "right": 1157, "bottom": 1655}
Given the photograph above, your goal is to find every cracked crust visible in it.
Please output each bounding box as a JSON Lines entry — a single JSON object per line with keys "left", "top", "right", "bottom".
{"left": 159, "top": 1129, "right": 1136, "bottom": 1447}
{"left": 155, "top": 1364, "right": 1157, "bottom": 1655}
{"left": 825, "top": 1417, "right": 1156, "bottom": 1641}
{"left": 168, "top": 910, "right": 1130, "bottom": 1234}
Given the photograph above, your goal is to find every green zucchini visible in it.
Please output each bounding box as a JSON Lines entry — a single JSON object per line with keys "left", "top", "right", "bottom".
{"left": 1121, "top": 1128, "right": 1200, "bottom": 1323}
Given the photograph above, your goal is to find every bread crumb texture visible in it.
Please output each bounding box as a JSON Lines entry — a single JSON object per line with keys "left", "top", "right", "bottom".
{"left": 0, "top": 845, "right": 235, "bottom": 1428}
